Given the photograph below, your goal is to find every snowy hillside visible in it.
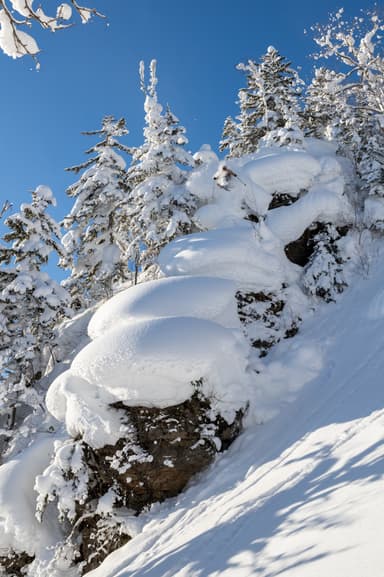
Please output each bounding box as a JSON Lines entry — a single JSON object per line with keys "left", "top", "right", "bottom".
{"left": 2, "top": 131, "right": 383, "bottom": 577}
{"left": 1, "top": 15, "right": 384, "bottom": 572}
{"left": 88, "top": 256, "right": 384, "bottom": 577}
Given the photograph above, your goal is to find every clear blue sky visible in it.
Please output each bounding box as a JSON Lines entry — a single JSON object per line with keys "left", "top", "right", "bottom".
{"left": 0, "top": 0, "right": 376, "bottom": 228}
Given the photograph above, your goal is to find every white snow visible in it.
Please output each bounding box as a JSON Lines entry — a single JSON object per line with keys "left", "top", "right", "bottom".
{"left": 88, "top": 275, "right": 240, "bottom": 339}
{"left": 364, "top": 195, "right": 384, "bottom": 228}
{"left": 158, "top": 223, "right": 299, "bottom": 289}
{"left": 2, "top": 137, "right": 380, "bottom": 577}
{"left": 46, "top": 373, "right": 129, "bottom": 448}
{"left": 0, "top": 435, "right": 62, "bottom": 557}
{"left": 240, "top": 149, "right": 321, "bottom": 197}
{"left": 266, "top": 184, "right": 351, "bottom": 244}
{"left": 61, "top": 316, "right": 250, "bottom": 414}
{"left": 0, "top": 7, "right": 39, "bottom": 58}
{"left": 191, "top": 142, "right": 345, "bottom": 231}
{"left": 87, "top": 250, "right": 384, "bottom": 577}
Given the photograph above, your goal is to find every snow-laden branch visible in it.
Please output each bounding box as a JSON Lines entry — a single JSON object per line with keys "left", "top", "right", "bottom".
{"left": 312, "top": 8, "right": 384, "bottom": 114}
{"left": 0, "top": 0, "right": 103, "bottom": 63}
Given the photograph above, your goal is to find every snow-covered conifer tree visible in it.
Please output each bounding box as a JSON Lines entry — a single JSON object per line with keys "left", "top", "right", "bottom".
{"left": 302, "top": 224, "right": 347, "bottom": 303}
{"left": 312, "top": 9, "right": 384, "bottom": 220}
{"left": 221, "top": 47, "right": 304, "bottom": 156}
{"left": 60, "top": 116, "right": 132, "bottom": 309}
{"left": 0, "top": 186, "right": 69, "bottom": 446}
{"left": 304, "top": 67, "right": 346, "bottom": 141}
{"left": 126, "top": 61, "right": 198, "bottom": 276}
{"left": 255, "top": 46, "right": 304, "bottom": 149}
{"left": 219, "top": 116, "right": 239, "bottom": 157}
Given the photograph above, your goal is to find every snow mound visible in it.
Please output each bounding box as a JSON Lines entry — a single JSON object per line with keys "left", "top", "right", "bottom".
{"left": 158, "top": 223, "right": 299, "bottom": 289}
{"left": 266, "top": 184, "right": 352, "bottom": 244}
{"left": 46, "top": 373, "right": 129, "bottom": 448}
{"left": 71, "top": 316, "right": 249, "bottom": 412}
{"left": 241, "top": 150, "right": 321, "bottom": 197}
{"left": 88, "top": 275, "right": 240, "bottom": 339}
{"left": 87, "top": 249, "right": 384, "bottom": 577}
{"left": 0, "top": 436, "right": 61, "bottom": 557}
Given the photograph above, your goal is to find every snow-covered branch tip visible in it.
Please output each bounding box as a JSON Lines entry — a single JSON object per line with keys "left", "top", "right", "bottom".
{"left": 0, "top": 200, "right": 12, "bottom": 219}
{"left": 0, "top": 1, "right": 104, "bottom": 65}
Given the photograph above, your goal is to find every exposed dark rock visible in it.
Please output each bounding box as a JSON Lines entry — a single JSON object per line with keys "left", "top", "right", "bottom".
{"left": 37, "top": 392, "right": 245, "bottom": 574}
{"left": 91, "top": 393, "right": 244, "bottom": 513}
{"left": 0, "top": 551, "right": 34, "bottom": 576}
{"left": 268, "top": 193, "right": 296, "bottom": 210}
{"left": 79, "top": 515, "right": 131, "bottom": 574}
{"left": 284, "top": 222, "right": 327, "bottom": 266}
{"left": 284, "top": 222, "right": 350, "bottom": 267}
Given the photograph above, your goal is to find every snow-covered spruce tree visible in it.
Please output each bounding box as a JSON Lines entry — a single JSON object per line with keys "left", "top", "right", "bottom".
{"left": 221, "top": 47, "right": 304, "bottom": 157}
{"left": 302, "top": 224, "right": 347, "bottom": 303}
{"left": 126, "top": 60, "right": 198, "bottom": 277}
{"left": 0, "top": 186, "right": 70, "bottom": 450}
{"left": 219, "top": 115, "right": 240, "bottom": 157}
{"left": 312, "top": 9, "right": 384, "bottom": 220}
{"left": 304, "top": 67, "right": 346, "bottom": 141}
{"left": 256, "top": 46, "right": 304, "bottom": 149}
{"left": 60, "top": 116, "right": 133, "bottom": 309}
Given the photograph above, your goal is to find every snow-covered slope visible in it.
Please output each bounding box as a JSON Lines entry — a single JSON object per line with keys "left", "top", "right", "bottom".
{"left": 89, "top": 256, "right": 384, "bottom": 577}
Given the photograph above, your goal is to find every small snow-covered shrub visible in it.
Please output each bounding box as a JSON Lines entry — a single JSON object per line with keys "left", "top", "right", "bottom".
{"left": 36, "top": 439, "right": 90, "bottom": 523}
{"left": 302, "top": 224, "right": 347, "bottom": 303}
{"left": 236, "top": 288, "right": 301, "bottom": 356}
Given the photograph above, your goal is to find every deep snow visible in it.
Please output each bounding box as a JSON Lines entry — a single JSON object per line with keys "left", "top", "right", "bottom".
{"left": 1, "top": 140, "right": 381, "bottom": 577}
{"left": 87, "top": 253, "right": 384, "bottom": 577}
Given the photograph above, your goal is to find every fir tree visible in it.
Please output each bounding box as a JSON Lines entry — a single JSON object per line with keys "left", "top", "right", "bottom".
{"left": 256, "top": 46, "right": 304, "bottom": 148}
{"left": 219, "top": 116, "right": 239, "bottom": 157}
{"left": 312, "top": 9, "right": 384, "bottom": 217}
{"left": 304, "top": 67, "right": 346, "bottom": 141}
{"left": 221, "top": 47, "right": 304, "bottom": 156}
{"left": 0, "top": 186, "right": 70, "bottom": 445}
{"left": 126, "top": 60, "right": 197, "bottom": 276}
{"left": 60, "top": 116, "right": 132, "bottom": 308}
{"left": 302, "top": 224, "right": 347, "bottom": 303}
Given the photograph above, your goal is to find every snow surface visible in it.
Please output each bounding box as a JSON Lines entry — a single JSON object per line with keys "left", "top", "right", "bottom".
{"left": 1, "top": 137, "right": 373, "bottom": 576}
{"left": 72, "top": 316, "right": 250, "bottom": 412}
{"left": 158, "top": 223, "right": 299, "bottom": 289}
{"left": 191, "top": 146, "right": 329, "bottom": 230}
{"left": 266, "top": 184, "right": 351, "bottom": 244}
{"left": 239, "top": 150, "right": 321, "bottom": 197}
{"left": 0, "top": 435, "right": 62, "bottom": 557}
{"left": 88, "top": 250, "right": 384, "bottom": 577}
{"left": 88, "top": 275, "right": 240, "bottom": 339}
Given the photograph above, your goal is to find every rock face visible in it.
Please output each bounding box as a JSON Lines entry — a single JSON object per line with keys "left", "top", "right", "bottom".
{"left": 58, "top": 392, "right": 244, "bottom": 574}
{"left": 0, "top": 552, "right": 34, "bottom": 577}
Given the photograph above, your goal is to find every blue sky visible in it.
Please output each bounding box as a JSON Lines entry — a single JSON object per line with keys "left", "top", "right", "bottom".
{"left": 0, "top": 0, "right": 376, "bottom": 229}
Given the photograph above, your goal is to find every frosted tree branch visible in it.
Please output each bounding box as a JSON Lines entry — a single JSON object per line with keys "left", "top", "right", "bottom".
{"left": 0, "top": 0, "right": 104, "bottom": 63}
{"left": 312, "top": 9, "right": 384, "bottom": 113}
